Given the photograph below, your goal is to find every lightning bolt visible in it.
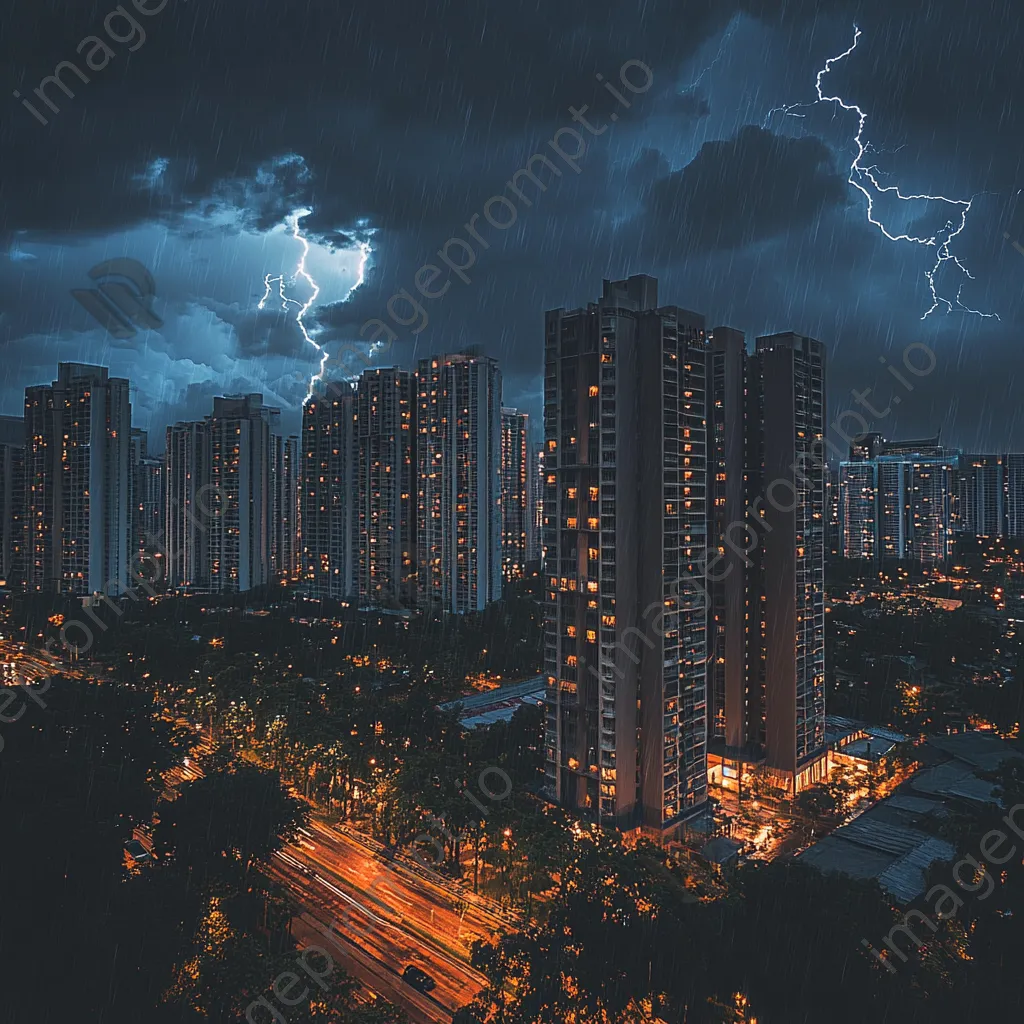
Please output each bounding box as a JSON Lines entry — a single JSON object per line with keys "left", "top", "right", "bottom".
{"left": 763, "top": 26, "right": 999, "bottom": 322}
{"left": 258, "top": 208, "right": 373, "bottom": 404}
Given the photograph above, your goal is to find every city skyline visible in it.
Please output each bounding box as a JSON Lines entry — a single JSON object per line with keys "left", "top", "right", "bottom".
{"left": 3, "top": 3, "right": 1024, "bottom": 1022}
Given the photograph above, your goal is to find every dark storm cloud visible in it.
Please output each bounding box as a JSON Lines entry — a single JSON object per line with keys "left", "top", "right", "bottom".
{"left": 640, "top": 126, "right": 848, "bottom": 252}
{"left": 663, "top": 91, "right": 712, "bottom": 119}
{"left": 1, "top": 0, "right": 1022, "bottom": 449}
{"left": 0, "top": 0, "right": 739, "bottom": 239}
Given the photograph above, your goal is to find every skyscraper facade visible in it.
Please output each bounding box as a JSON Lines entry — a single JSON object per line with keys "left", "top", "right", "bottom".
{"left": 1006, "top": 454, "right": 1024, "bottom": 539}
{"left": 165, "top": 420, "right": 212, "bottom": 590}
{"left": 271, "top": 433, "right": 300, "bottom": 581}
{"left": 839, "top": 460, "right": 879, "bottom": 560}
{"left": 416, "top": 354, "right": 502, "bottom": 614}
{"left": 301, "top": 382, "right": 357, "bottom": 600}
{"left": 958, "top": 454, "right": 1005, "bottom": 538}
{"left": 0, "top": 416, "right": 26, "bottom": 589}
{"left": 131, "top": 428, "right": 164, "bottom": 564}
{"left": 543, "top": 276, "right": 709, "bottom": 831}
{"left": 748, "top": 333, "right": 828, "bottom": 792}
{"left": 706, "top": 326, "right": 748, "bottom": 754}
{"left": 530, "top": 441, "right": 544, "bottom": 566}
{"left": 839, "top": 440, "right": 956, "bottom": 566}
{"left": 207, "top": 394, "right": 272, "bottom": 593}
{"left": 25, "top": 364, "right": 133, "bottom": 596}
{"left": 500, "top": 408, "right": 531, "bottom": 582}
{"left": 354, "top": 368, "right": 416, "bottom": 606}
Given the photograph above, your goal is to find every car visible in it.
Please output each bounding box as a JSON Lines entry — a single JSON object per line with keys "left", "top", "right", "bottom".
{"left": 124, "top": 839, "right": 150, "bottom": 862}
{"left": 402, "top": 965, "right": 436, "bottom": 992}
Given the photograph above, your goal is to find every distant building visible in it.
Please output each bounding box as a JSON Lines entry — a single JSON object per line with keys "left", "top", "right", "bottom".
{"left": 957, "top": 454, "right": 1004, "bottom": 538}
{"left": 1006, "top": 454, "right": 1024, "bottom": 539}
{"left": 130, "top": 429, "right": 164, "bottom": 565}
{"left": 136, "top": 459, "right": 165, "bottom": 560}
{"left": 0, "top": 416, "right": 26, "bottom": 589}
{"left": 165, "top": 420, "right": 212, "bottom": 590}
{"left": 839, "top": 439, "right": 956, "bottom": 567}
{"left": 206, "top": 394, "right": 273, "bottom": 594}
{"left": 301, "top": 382, "right": 357, "bottom": 600}
{"left": 839, "top": 460, "right": 879, "bottom": 561}
{"left": 416, "top": 353, "right": 502, "bottom": 614}
{"left": 271, "top": 433, "right": 300, "bottom": 580}
{"left": 500, "top": 408, "right": 531, "bottom": 581}
{"left": 880, "top": 455, "right": 955, "bottom": 565}
{"left": 25, "top": 363, "right": 133, "bottom": 596}
{"left": 354, "top": 368, "right": 416, "bottom": 607}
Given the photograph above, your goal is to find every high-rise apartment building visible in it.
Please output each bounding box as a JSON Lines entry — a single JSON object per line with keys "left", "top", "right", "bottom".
{"left": 207, "top": 394, "right": 272, "bottom": 593}
{"left": 165, "top": 420, "right": 212, "bottom": 590}
{"left": 747, "top": 333, "right": 828, "bottom": 792}
{"left": 839, "top": 460, "right": 879, "bottom": 560}
{"left": 130, "top": 428, "right": 164, "bottom": 561}
{"left": 1006, "top": 454, "right": 1024, "bottom": 539}
{"left": 24, "top": 364, "right": 133, "bottom": 596}
{"left": 879, "top": 455, "right": 955, "bottom": 564}
{"left": 826, "top": 461, "right": 841, "bottom": 559}
{"left": 416, "top": 354, "right": 502, "bottom": 614}
{"left": 301, "top": 382, "right": 357, "bottom": 600}
{"left": 543, "top": 276, "right": 709, "bottom": 832}
{"left": 354, "top": 368, "right": 415, "bottom": 606}
{"left": 0, "top": 416, "right": 26, "bottom": 589}
{"left": 271, "top": 433, "right": 300, "bottom": 581}
{"left": 531, "top": 441, "right": 544, "bottom": 566}
{"left": 839, "top": 438, "right": 956, "bottom": 566}
{"left": 500, "top": 408, "right": 532, "bottom": 582}
{"left": 958, "top": 454, "right": 1004, "bottom": 538}
{"left": 706, "top": 327, "right": 748, "bottom": 755}
{"left": 136, "top": 454, "right": 165, "bottom": 557}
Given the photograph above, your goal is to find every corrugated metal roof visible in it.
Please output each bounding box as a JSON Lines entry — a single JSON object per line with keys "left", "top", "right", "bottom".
{"left": 834, "top": 817, "right": 931, "bottom": 856}
{"left": 878, "top": 837, "right": 955, "bottom": 904}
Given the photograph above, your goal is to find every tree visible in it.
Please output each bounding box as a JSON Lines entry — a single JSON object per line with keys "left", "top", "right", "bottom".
{"left": 154, "top": 761, "right": 308, "bottom": 886}
{"left": 0, "top": 676, "right": 199, "bottom": 1023}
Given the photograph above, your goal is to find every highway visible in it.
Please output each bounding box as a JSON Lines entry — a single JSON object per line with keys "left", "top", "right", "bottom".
{"left": 0, "top": 637, "right": 62, "bottom": 687}
{"left": 267, "top": 821, "right": 494, "bottom": 1020}
{"left": 162, "top": 752, "right": 495, "bottom": 1020}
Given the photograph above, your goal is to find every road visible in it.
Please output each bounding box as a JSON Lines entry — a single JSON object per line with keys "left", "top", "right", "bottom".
{"left": 267, "top": 821, "right": 494, "bottom": 1020}
{"left": 160, "top": 743, "right": 509, "bottom": 1021}
{"left": 0, "top": 637, "right": 62, "bottom": 687}
{"left": 290, "top": 913, "right": 442, "bottom": 1024}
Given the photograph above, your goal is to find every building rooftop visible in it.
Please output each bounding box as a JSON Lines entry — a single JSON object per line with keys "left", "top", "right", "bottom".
{"left": 438, "top": 675, "right": 547, "bottom": 730}
{"left": 801, "top": 729, "right": 1023, "bottom": 902}
{"left": 798, "top": 807, "right": 955, "bottom": 903}
{"left": 824, "top": 715, "right": 909, "bottom": 749}
{"left": 701, "top": 836, "right": 744, "bottom": 866}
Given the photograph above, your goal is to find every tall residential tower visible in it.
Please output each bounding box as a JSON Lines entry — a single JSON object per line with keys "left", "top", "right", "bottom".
{"left": 543, "top": 276, "right": 710, "bottom": 832}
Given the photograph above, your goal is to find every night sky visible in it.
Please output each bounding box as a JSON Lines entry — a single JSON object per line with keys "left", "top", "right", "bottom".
{"left": 2, "top": 0, "right": 1022, "bottom": 450}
